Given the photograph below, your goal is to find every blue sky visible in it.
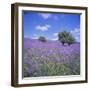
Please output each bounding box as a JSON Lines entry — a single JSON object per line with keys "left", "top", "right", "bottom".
{"left": 23, "top": 11, "right": 80, "bottom": 42}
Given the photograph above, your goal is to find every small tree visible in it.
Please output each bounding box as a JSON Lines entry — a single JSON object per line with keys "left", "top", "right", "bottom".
{"left": 67, "top": 34, "right": 76, "bottom": 45}
{"left": 58, "top": 31, "right": 75, "bottom": 45}
{"left": 38, "top": 36, "right": 46, "bottom": 42}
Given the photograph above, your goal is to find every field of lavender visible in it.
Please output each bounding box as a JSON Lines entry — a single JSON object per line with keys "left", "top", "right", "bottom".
{"left": 23, "top": 38, "right": 80, "bottom": 77}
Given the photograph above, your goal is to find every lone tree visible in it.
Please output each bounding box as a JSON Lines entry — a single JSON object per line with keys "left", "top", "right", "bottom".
{"left": 67, "top": 34, "right": 76, "bottom": 45}
{"left": 38, "top": 36, "right": 46, "bottom": 42}
{"left": 58, "top": 31, "right": 75, "bottom": 45}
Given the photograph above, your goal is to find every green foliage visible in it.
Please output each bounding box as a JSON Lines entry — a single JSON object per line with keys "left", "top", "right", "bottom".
{"left": 24, "top": 52, "right": 80, "bottom": 77}
{"left": 58, "top": 31, "right": 76, "bottom": 45}
{"left": 35, "top": 62, "right": 72, "bottom": 76}
{"left": 23, "top": 46, "right": 80, "bottom": 77}
{"left": 23, "top": 63, "right": 30, "bottom": 77}
{"left": 67, "top": 34, "right": 76, "bottom": 45}
{"left": 38, "top": 36, "right": 46, "bottom": 42}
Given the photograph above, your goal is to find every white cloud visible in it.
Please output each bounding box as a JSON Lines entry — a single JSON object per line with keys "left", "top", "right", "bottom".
{"left": 53, "top": 33, "right": 58, "bottom": 36}
{"left": 33, "top": 34, "right": 37, "bottom": 36}
{"left": 51, "top": 37, "right": 58, "bottom": 41}
{"left": 71, "top": 28, "right": 80, "bottom": 34}
{"left": 32, "top": 34, "right": 38, "bottom": 39}
{"left": 51, "top": 32, "right": 58, "bottom": 41}
{"left": 36, "top": 24, "right": 51, "bottom": 31}
{"left": 38, "top": 13, "right": 59, "bottom": 20}
{"left": 70, "top": 28, "right": 80, "bottom": 42}
{"left": 38, "top": 13, "right": 51, "bottom": 19}
{"left": 45, "top": 24, "right": 51, "bottom": 28}
{"left": 32, "top": 37, "right": 38, "bottom": 39}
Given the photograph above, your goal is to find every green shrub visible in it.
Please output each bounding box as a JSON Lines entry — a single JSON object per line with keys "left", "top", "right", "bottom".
{"left": 38, "top": 36, "right": 46, "bottom": 42}
{"left": 33, "top": 62, "right": 73, "bottom": 76}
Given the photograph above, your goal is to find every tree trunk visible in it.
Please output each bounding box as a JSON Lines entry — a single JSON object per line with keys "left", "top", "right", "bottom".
{"left": 68, "top": 43, "right": 71, "bottom": 46}
{"left": 62, "top": 42, "right": 64, "bottom": 45}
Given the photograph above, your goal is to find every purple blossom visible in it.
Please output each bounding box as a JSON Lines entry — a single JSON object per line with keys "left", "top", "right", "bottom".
{"left": 23, "top": 38, "right": 80, "bottom": 77}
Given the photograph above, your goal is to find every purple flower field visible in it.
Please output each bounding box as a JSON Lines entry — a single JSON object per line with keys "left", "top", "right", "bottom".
{"left": 23, "top": 38, "right": 80, "bottom": 77}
